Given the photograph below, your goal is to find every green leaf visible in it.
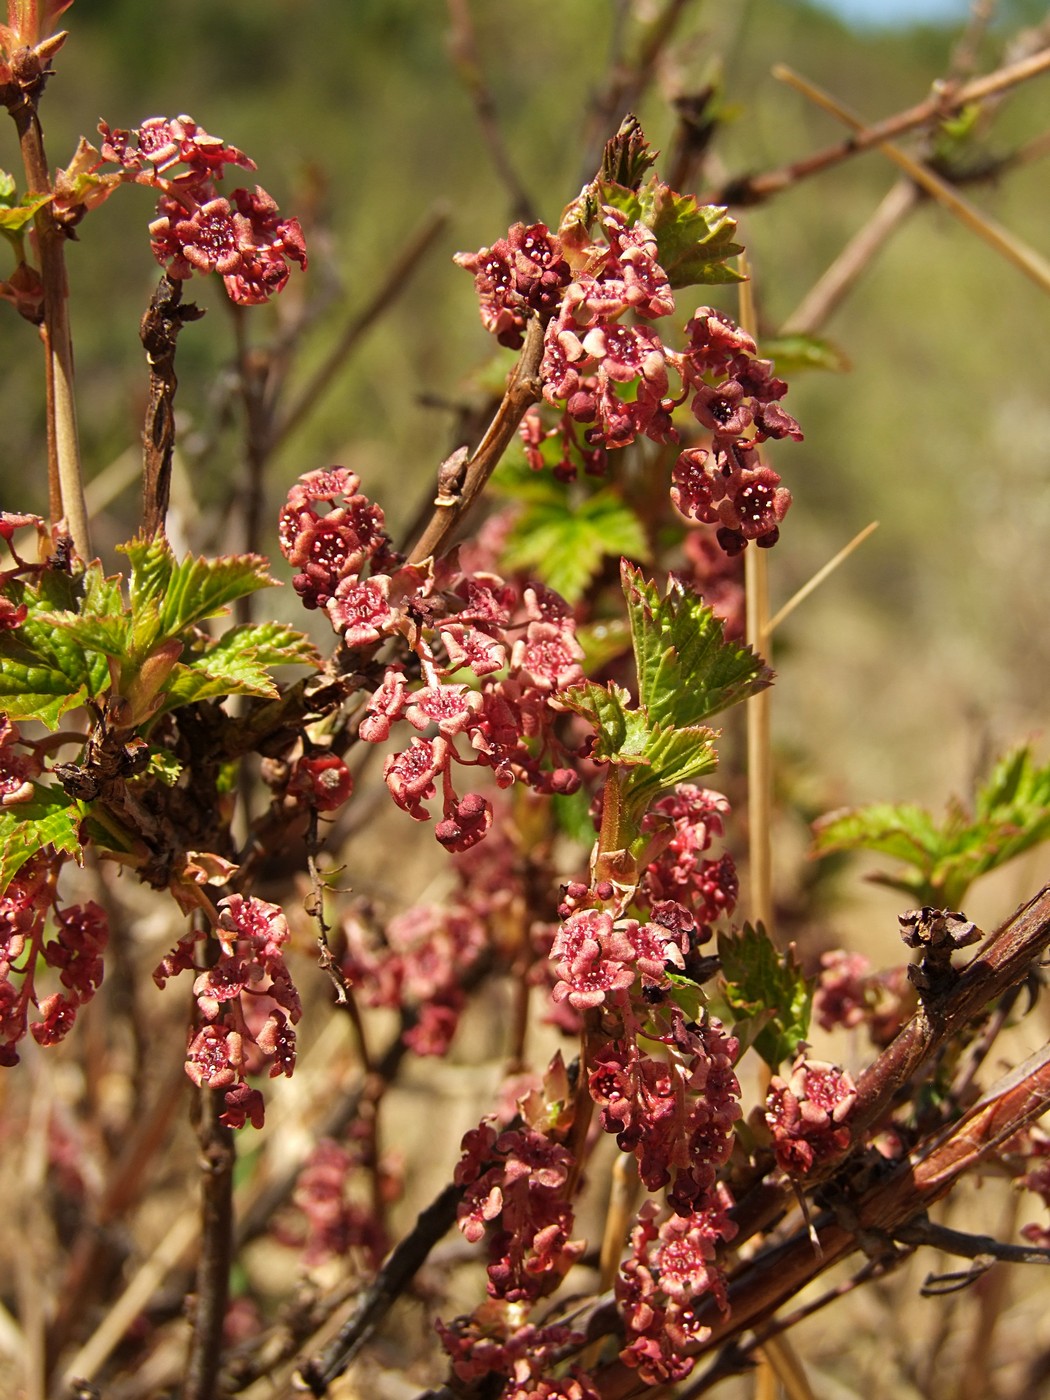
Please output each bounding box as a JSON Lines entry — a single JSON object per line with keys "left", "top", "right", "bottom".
{"left": 37, "top": 560, "right": 133, "bottom": 659}
{"left": 812, "top": 745, "right": 1050, "bottom": 907}
{"left": 502, "top": 490, "right": 649, "bottom": 603}
{"left": 157, "top": 622, "right": 320, "bottom": 713}
{"left": 812, "top": 802, "right": 942, "bottom": 869}
{"left": 118, "top": 541, "right": 277, "bottom": 636}
{"left": 600, "top": 178, "right": 744, "bottom": 288}
{"left": 0, "top": 192, "right": 51, "bottom": 232}
{"left": 718, "top": 923, "right": 813, "bottom": 1069}
{"left": 761, "top": 333, "right": 851, "bottom": 376}
{"left": 623, "top": 561, "right": 772, "bottom": 728}
{"left": 0, "top": 572, "right": 110, "bottom": 727}
{"left": 558, "top": 680, "right": 651, "bottom": 764}
{"left": 0, "top": 785, "right": 83, "bottom": 895}
{"left": 620, "top": 723, "right": 719, "bottom": 822}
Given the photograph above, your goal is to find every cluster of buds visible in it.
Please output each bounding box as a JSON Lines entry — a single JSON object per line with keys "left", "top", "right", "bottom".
{"left": 814, "top": 948, "right": 914, "bottom": 1048}
{"left": 616, "top": 1191, "right": 737, "bottom": 1385}
{"left": 154, "top": 894, "right": 301, "bottom": 1128}
{"left": 1, "top": 851, "right": 108, "bottom": 1065}
{"left": 437, "top": 1304, "right": 594, "bottom": 1398}
{"left": 279, "top": 1133, "right": 392, "bottom": 1270}
{"left": 765, "top": 1051, "right": 857, "bottom": 1175}
{"left": 97, "top": 114, "right": 307, "bottom": 304}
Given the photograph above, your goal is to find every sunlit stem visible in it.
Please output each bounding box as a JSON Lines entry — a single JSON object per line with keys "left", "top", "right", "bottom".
{"left": 738, "top": 258, "right": 773, "bottom": 935}
{"left": 12, "top": 79, "right": 90, "bottom": 559}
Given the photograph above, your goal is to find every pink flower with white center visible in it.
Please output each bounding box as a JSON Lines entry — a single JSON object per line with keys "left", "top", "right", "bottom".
{"left": 384, "top": 736, "right": 450, "bottom": 821}
{"left": 580, "top": 322, "right": 667, "bottom": 391}
{"left": 152, "top": 194, "right": 246, "bottom": 276}
{"left": 550, "top": 909, "right": 639, "bottom": 1010}
{"left": 216, "top": 893, "right": 290, "bottom": 961}
{"left": 511, "top": 620, "right": 584, "bottom": 691}
{"left": 440, "top": 622, "right": 507, "bottom": 677}
{"left": 185, "top": 1024, "right": 244, "bottom": 1088}
{"left": 766, "top": 1052, "right": 857, "bottom": 1175}
{"left": 99, "top": 115, "right": 255, "bottom": 180}
{"left": 405, "top": 683, "right": 482, "bottom": 737}
{"left": 327, "top": 574, "right": 401, "bottom": 647}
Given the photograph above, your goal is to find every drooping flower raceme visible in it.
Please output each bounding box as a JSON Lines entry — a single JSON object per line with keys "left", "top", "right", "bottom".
{"left": 154, "top": 894, "right": 302, "bottom": 1129}
{"left": 97, "top": 114, "right": 307, "bottom": 305}
{"left": 279, "top": 468, "right": 585, "bottom": 852}
{"left": 458, "top": 191, "right": 802, "bottom": 554}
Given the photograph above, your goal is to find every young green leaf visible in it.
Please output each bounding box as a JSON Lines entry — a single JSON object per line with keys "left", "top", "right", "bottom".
{"left": 812, "top": 745, "right": 1050, "bottom": 907}
{"left": 622, "top": 561, "right": 772, "bottom": 729}
{"left": 0, "top": 786, "right": 83, "bottom": 894}
{"left": 501, "top": 490, "right": 649, "bottom": 603}
{"left": 156, "top": 622, "right": 320, "bottom": 713}
{"left": 718, "top": 923, "right": 813, "bottom": 1069}
{"left": 0, "top": 573, "right": 110, "bottom": 727}
{"left": 600, "top": 178, "right": 744, "bottom": 288}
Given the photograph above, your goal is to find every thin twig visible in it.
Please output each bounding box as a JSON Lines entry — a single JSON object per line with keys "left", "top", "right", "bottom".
{"left": 182, "top": 1088, "right": 236, "bottom": 1400}
{"left": 9, "top": 67, "right": 90, "bottom": 558}
{"left": 296, "top": 1183, "right": 463, "bottom": 1394}
{"left": 446, "top": 0, "right": 535, "bottom": 222}
{"left": 780, "top": 179, "right": 919, "bottom": 335}
{"left": 271, "top": 205, "right": 450, "bottom": 452}
{"left": 578, "top": 0, "right": 696, "bottom": 183}
{"left": 408, "top": 311, "right": 547, "bottom": 564}
{"left": 139, "top": 274, "right": 205, "bottom": 538}
{"left": 765, "top": 522, "right": 879, "bottom": 637}
{"left": 774, "top": 65, "right": 1050, "bottom": 297}
{"left": 710, "top": 44, "right": 1050, "bottom": 206}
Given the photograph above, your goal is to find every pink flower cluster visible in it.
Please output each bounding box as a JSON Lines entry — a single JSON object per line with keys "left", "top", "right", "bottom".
{"left": 453, "top": 1121, "right": 584, "bottom": 1304}
{"left": 589, "top": 1007, "right": 741, "bottom": 1215}
{"left": 549, "top": 907, "right": 686, "bottom": 1011}
{"left": 1, "top": 852, "right": 108, "bottom": 1066}
{"left": 459, "top": 196, "right": 801, "bottom": 551}
{"left": 98, "top": 115, "right": 307, "bottom": 305}
{"left": 765, "top": 1052, "right": 857, "bottom": 1175}
{"left": 453, "top": 221, "right": 571, "bottom": 349}
{"left": 279, "top": 468, "right": 584, "bottom": 851}
{"left": 154, "top": 894, "right": 301, "bottom": 1129}
{"left": 1016, "top": 1128, "right": 1050, "bottom": 1249}
{"left": 813, "top": 949, "right": 914, "bottom": 1049}
{"left": 640, "top": 785, "right": 738, "bottom": 948}
{"left": 669, "top": 309, "right": 800, "bottom": 553}
{"left": 342, "top": 898, "right": 486, "bottom": 1057}
{"left": 616, "top": 1191, "right": 737, "bottom": 1385}
{"left": 438, "top": 1304, "right": 594, "bottom": 1398}
{"left": 281, "top": 1135, "right": 390, "bottom": 1269}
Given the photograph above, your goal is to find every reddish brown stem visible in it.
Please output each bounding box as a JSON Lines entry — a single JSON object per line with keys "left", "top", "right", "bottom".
{"left": 408, "top": 312, "right": 546, "bottom": 565}
{"left": 6, "top": 45, "right": 89, "bottom": 557}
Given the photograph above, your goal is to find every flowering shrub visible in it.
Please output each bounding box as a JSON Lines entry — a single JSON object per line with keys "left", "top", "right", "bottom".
{"left": 1, "top": 8, "right": 1050, "bottom": 1400}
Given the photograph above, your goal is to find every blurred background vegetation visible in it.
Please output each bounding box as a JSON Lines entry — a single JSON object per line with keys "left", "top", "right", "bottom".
{"left": 2, "top": 0, "right": 1049, "bottom": 934}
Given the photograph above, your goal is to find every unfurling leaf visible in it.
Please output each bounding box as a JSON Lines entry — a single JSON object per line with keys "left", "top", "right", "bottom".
{"left": 718, "top": 923, "right": 813, "bottom": 1068}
